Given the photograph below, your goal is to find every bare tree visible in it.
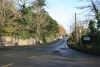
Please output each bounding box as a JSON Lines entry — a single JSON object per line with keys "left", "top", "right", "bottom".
{"left": 78, "top": 0, "right": 100, "bottom": 29}
{"left": 0, "top": 0, "right": 20, "bottom": 46}
{"left": 32, "top": 0, "right": 48, "bottom": 43}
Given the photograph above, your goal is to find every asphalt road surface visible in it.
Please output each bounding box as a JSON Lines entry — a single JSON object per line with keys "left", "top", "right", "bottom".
{"left": 0, "top": 38, "right": 100, "bottom": 67}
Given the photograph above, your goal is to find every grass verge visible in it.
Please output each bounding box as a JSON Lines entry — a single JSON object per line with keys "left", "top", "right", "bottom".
{"left": 68, "top": 43, "right": 100, "bottom": 56}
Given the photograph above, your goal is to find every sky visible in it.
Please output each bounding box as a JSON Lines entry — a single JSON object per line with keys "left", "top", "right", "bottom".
{"left": 28, "top": 0, "right": 87, "bottom": 32}
{"left": 45, "top": 0, "right": 85, "bottom": 32}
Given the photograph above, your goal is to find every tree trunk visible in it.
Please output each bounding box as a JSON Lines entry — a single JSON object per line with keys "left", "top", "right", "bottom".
{"left": 43, "top": 35, "right": 46, "bottom": 43}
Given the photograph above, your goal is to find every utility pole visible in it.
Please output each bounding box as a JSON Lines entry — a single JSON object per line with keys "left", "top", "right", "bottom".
{"left": 74, "top": 13, "right": 77, "bottom": 45}
{"left": 69, "top": 26, "right": 72, "bottom": 33}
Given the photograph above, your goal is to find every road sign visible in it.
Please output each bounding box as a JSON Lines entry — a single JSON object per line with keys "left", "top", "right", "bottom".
{"left": 83, "top": 37, "right": 90, "bottom": 41}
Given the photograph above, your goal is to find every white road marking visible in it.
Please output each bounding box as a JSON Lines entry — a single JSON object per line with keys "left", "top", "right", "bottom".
{"left": 2, "top": 63, "right": 13, "bottom": 67}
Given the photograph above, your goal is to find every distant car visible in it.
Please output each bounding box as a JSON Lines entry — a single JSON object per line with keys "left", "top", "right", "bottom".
{"left": 59, "top": 36, "right": 63, "bottom": 39}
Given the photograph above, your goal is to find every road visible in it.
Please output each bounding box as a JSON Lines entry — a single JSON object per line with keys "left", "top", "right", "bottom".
{"left": 0, "top": 38, "right": 100, "bottom": 67}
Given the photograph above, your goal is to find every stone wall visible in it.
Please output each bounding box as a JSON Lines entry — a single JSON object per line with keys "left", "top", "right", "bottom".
{"left": 0, "top": 36, "right": 36, "bottom": 46}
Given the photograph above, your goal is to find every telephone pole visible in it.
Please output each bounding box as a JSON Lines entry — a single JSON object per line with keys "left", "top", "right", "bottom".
{"left": 74, "top": 13, "right": 77, "bottom": 45}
